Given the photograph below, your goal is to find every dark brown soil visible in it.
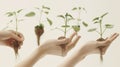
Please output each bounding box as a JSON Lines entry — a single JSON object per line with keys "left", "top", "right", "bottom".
{"left": 12, "top": 40, "right": 20, "bottom": 58}
{"left": 35, "top": 25, "right": 44, "bottom": 46}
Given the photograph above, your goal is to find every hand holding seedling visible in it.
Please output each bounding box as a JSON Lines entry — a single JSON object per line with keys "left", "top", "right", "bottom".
{"left": 0, "top": 30, "right": 24, "bottom": 48}
{"left": 5, "top": 9, "right": 24, "bottom": 58}
{"left": 88, "top": 12, "right": 114, "bottom": 61}
{"left": 58, "top": 33, "right": 119, "bottom": 67}
{"left": 41, "top": 32, "right": 80, "bottom": 56}
{"left": 15, "top": 32, "right": 80, "bottom": 67}
{"left": 81, "top": 33, "right": 119, "bottom": 56}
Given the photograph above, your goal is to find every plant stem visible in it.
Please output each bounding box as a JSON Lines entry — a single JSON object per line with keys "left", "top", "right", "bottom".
{"left": 14, "top": 12, "right": 18, "bottom": 32}
{"left": 64, "top": 15, "right": 67, "bottom": 37}
{"left": 78, "top": 9, "right": 81, "bottom": 22}
{"left": 102, "top": 28, "right": 107, "bottom": 35}
{"left": 99, "top": 19, "right": 103, "bottom": 38}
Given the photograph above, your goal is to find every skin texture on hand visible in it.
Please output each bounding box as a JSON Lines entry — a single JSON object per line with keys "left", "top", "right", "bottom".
{"left": 0, "top": 30, "right": 24, "bottom": 48}
{"left": 58, "top": 33, "right": 119, "bottom": 67}
{"left": 15, "top": 32, "right": 80, "bottom": 67}
{"left": 41, "top": 32, "right": 81, "bottom": 56}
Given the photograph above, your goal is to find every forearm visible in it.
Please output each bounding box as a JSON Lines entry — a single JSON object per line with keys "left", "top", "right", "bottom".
{"left": 15, "top": 45, "right": 47, "bottom": 67}
{"left": 58, "top": 49, "right": 86, "bottom": 67}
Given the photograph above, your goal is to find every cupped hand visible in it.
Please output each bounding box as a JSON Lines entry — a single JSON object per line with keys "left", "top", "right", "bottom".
{"left": 41, "top": 32, "right": 81, "bottom": 56}
{"left": 80, "top": 33, "right": 119, "bottom": 56}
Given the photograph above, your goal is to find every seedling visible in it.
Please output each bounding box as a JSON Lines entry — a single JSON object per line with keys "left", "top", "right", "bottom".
{"left": 5, "top": 9, "right": 24, "bottom": 58}
{"left": 57, "top": 13, "right": 74, "bottom": 55}
{"left": 25, "top": 5, "right": 52, "bottom": 46}
{"left": 71, "top": 6, "right": 88, "bottom": 32}
{"left": 88, "top": 12, "right": 114, "bottom": 62}
{"left": 57, "top": 13, "right": 74, "bottom": 37}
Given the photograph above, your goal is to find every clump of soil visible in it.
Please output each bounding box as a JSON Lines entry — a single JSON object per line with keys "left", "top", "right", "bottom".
{"left": 12, "top": 40, "right": 21, "bottom": 58}
{"left": 96, "top": 38, "right": 105, "bottom": 62}
{"left": 35, "top": 24, "right": 44, "bottom": 46}
{"left": 58, "top": 36, "right": 67, "bottom": 56}
{"left": 7, "top": 38, "right": 21, "bottom": 58}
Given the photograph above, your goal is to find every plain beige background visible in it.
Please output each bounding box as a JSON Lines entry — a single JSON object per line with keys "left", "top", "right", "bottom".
{"left": 0, "top": 0, "right": 120, "bottom": 67}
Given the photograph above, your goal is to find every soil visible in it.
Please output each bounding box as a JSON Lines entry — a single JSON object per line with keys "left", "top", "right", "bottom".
{"left": 96, "top": 38, "right": 105, "bottom": 62}
{"left": 58, "top": 36, "right": 67, "bottom": 56}
{"left": 35, "top": 25, "right": 44, "bottom": 46}
{"left": 12, "top": 40, "right": 20, "bottom": 58}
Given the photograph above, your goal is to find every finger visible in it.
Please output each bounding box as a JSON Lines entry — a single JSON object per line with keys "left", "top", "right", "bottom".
{"left": 69, "top": 32, "right": 77, "bottom": 42}
{"left": 109, "top": 33, "right": 117, "bottom": 39}
{"left": 57, "top": 38, "right": 70, "bottom": 45}
{"left": 66, "top": 35, "right": 81, "bottom": 50}
{"left": 10, "top": 34, "right": 23, "bottom": 42}
{"left": 9, "top": 30, "right": 24, "bottom": 41}
{"left": 109, "top": 33, "right": 119, "bottom": 42}
{"left": 17, "top": 32, "right": 24, "bottom": 41}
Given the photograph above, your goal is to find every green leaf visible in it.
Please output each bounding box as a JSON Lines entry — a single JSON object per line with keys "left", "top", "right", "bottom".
{"left": 82, "top": 8, "right": 86, "bottom": 11}
{"left": 34, "top": 7, "right": 40, "bottom": 10}
{"left": 65, "top": 13, "right": 69, "bottom": 17}
{"left": 17, "top": 9, "right": 23, "bottom": 13}
{"left": 6, "top": 12, "right": 14, "bottom": 17}
{"left": 72, "top": 7, "right": 77, "bottom": 10}
{"left": 44, "top": 11, "right": 49, "bottom": 14}
{"left": 78, "top": 7, "right": 81, "bottom": 10}
{"left": 88, "top": 28, "right": 97, "bottom": 32}
{"left": 67, "top": 14, "right": 74, "bottom": 19}
{"left": 57, "top": 15, "right": 65, "bottom": 19}
{"left": 72, "top": 25, "right": 80, "bottom": 32}
{"left": 82, "top": 21, "right": 88, "bottom": 27}
{"left": 101, "top": 12, "right": 108, "bottom": 18}
{"left": 105, "top": 24, "right": 113, "bottom": 29}
{"left": 94, "top": 21, "right": 100, "bottom": 24}
{"left": 61, "top": 25, "right": 70, "bottom": 28}
{"left": 36, "top": 23, "right": 44, "bottom": 29}
{"left": 25, "top": 12, "right": 35, "bottom": 17}
{"left": 42, "top": 5, "right": 50, "bottom": 10}
{"left": 47, "top": 18, "right": 52, "bottom": 25}
{"left": 93, "top": 17, "right": 99, "bottom": 21}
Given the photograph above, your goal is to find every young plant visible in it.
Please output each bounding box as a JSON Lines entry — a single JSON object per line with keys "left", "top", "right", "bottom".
{"left": 57, "top": 13, "right": 74, "bottom": 37}
{"left": 88, "top": 12, "right": 114, "bottom": 62}
{"left": 57, "top": 13, "right": 74, "bottom": 55}
{"left": 25, "top": 5, "right": 52, "bottom": 46}
{"left": 71, "top": 6, "right": 88, "bottom": 32}
{"left": 5, "top": 9, "right": 24, "bottom": 58}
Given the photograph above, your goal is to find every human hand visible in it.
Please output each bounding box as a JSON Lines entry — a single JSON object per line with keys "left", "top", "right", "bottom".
{"left": 41, "top": 32, "right": 80, "bottom": 56}
{"left": 80, "top": 33, "right": 119, "bottom": 57}
{"left": 57, "top": 33, "right": 119, "bottom": 67}
{"left": 0, "top": 30, "right": 24, "bottom": 48}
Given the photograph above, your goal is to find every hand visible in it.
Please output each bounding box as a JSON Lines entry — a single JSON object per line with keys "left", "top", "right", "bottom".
{"left": 80, "top": 33, "right": 119, "bottom": 56}
{"left": 57, "top": 33, "right": 119, "bottom": 67}
{"left": 0, "top": 30, "right": 24, "bottom": 48}
{"left": 41, "top": 32, "right": 81, "bottom": 56}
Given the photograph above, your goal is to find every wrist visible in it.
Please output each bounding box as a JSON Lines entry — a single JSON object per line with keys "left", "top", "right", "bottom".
{"left": 59, "top": 49, "right": 86, "bottom": 67}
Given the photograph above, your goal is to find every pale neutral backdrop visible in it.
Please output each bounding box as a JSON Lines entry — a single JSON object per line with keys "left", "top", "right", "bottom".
{"left": 0, "top": 0, "right": 120, "bottom": 67}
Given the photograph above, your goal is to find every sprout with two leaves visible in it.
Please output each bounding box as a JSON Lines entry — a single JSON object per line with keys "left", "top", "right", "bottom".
{"left": 56, "top": 13, "right": 74, "bottom": 55}
{"left": 5, "top": 9, "right": 24, "bottom": 58}
{"left": 25, "top": 5, "right": 52, "bottom": 46}
{"left": 88, "top": 12, "right": 114, "bottom": 62}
